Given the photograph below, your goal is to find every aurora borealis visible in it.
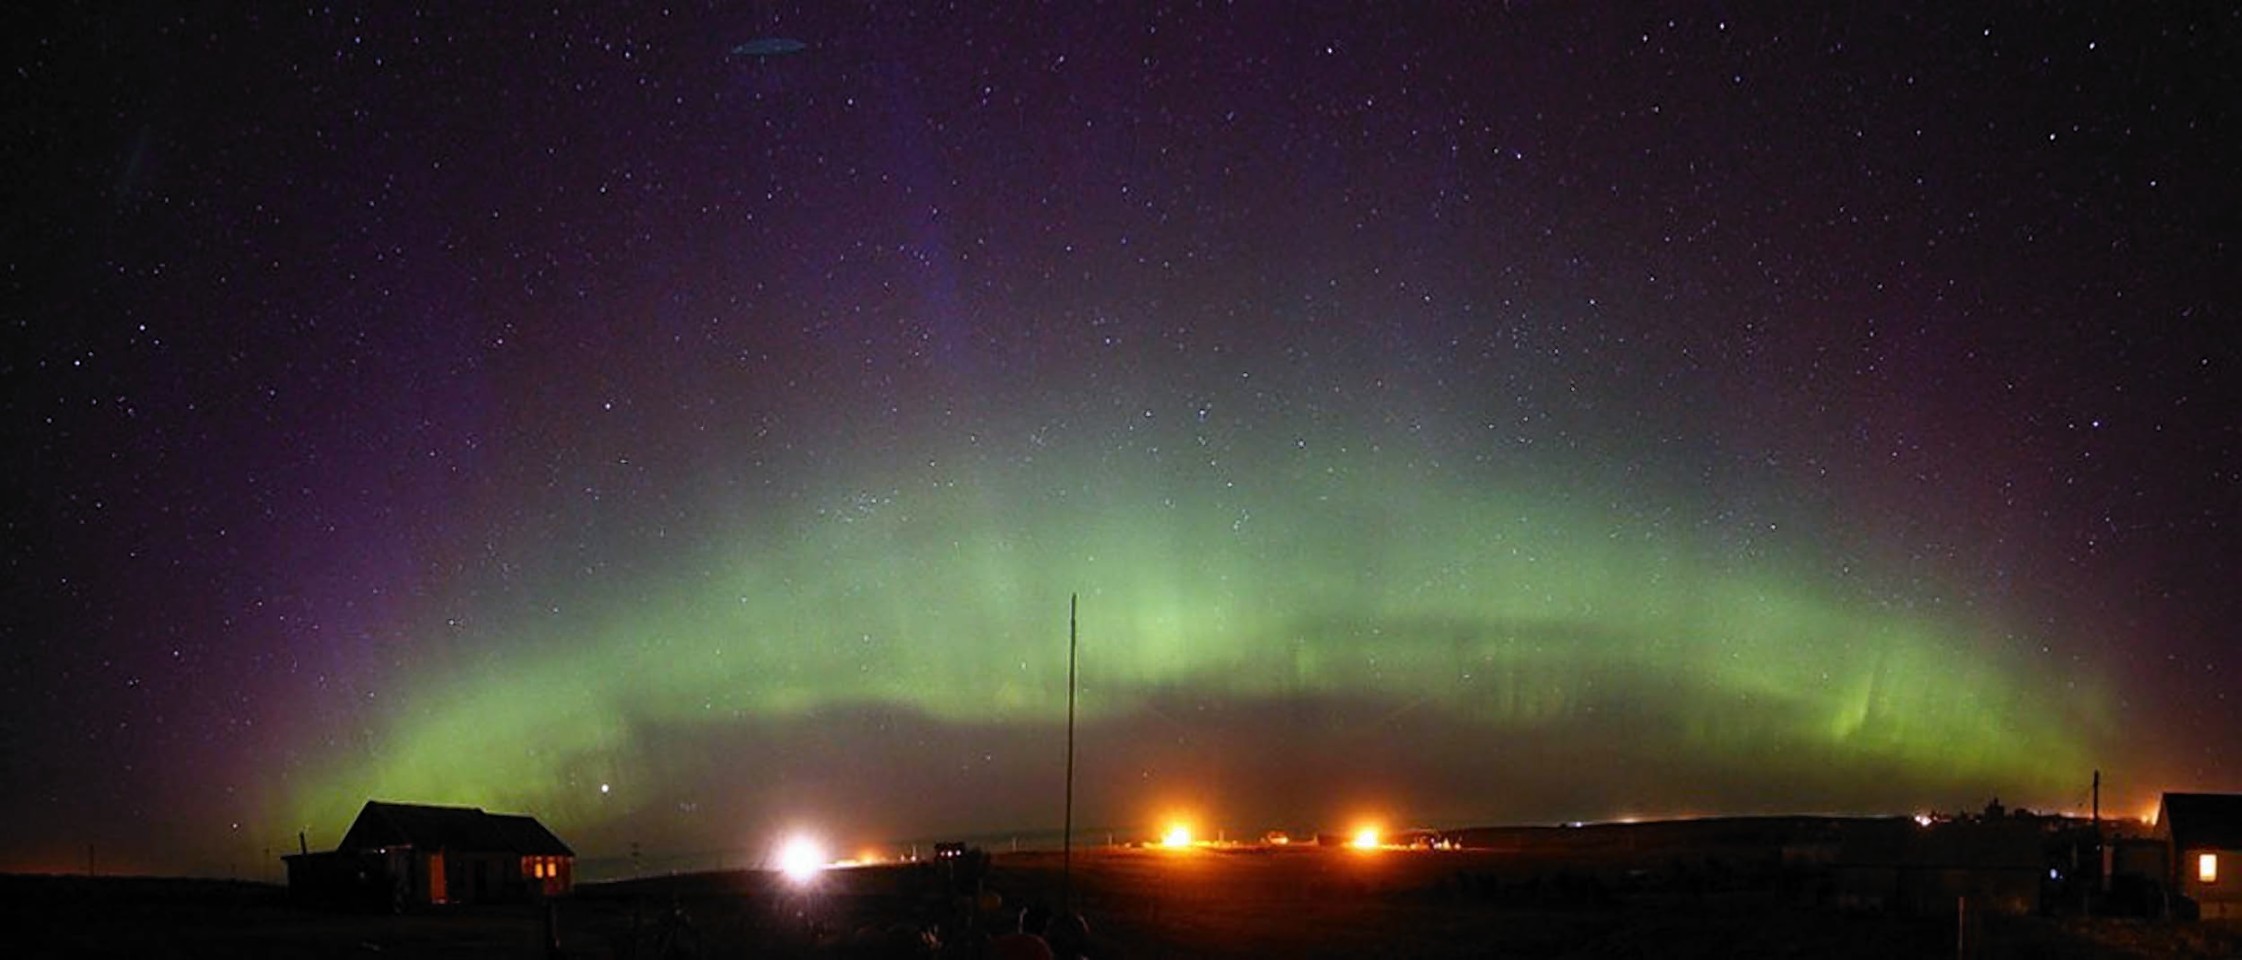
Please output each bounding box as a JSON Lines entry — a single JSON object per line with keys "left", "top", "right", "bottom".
{"left": 8, "top": 3, "right": 2238, "bottom": 877}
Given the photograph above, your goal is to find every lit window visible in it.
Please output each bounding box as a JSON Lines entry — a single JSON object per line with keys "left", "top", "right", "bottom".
{"left": 2202, "top": 853, "right": 2219, "bottom": 884}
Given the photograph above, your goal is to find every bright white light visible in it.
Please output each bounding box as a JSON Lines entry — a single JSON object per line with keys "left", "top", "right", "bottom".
{"left": 1351, "top": 827, "right": 1382, "bottom": 850}
{"left": 777, "top": 835, "right": 827, "bottom": 883}
{"left": 1161, "top": 825, "right": 1192, "bottom": 848}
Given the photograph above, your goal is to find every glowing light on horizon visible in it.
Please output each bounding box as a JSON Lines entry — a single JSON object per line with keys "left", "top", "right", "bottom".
{"left": 1351, "top": 826, "right": 1383, "bottom": 849}
{"left": 777, "top": 835, "right": 827, "bottom": 883}
{"left": 1161, "top": 824, "right": 1193, "bottom": 848}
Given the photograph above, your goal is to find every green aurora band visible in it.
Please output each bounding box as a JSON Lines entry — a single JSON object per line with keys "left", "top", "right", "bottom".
{"left": 283, "top": 436, "right": 2110, "bottom": 845}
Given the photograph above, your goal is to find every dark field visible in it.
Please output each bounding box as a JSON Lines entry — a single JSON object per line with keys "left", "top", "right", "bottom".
{"left": 9, "top": 839, "right": 2242, "bottom": 958}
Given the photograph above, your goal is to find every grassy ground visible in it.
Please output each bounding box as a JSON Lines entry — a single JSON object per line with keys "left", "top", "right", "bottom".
{"left": 7, "top": 851, "right": 2241, "bottom": 958}
{"left": 982, "top": 847, "right": 2242, "bottom": 960}
{"left": 0, "top": 874, "right": 553, "bottom": 958}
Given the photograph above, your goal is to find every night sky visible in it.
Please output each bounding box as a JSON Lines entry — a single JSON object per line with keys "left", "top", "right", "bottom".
{"left": 7, "top": 3, "right": 2239, "bottom": 878}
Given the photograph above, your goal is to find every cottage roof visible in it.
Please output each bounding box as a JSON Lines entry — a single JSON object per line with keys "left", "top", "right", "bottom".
{"left": 489, "top": 812, "right": 575, "bottom": 857}
{"left": 2160, "top": 793, "right": 2242, "bottom": 851}
{"left": 338, "top": 800, "right": 575, "bottom": 857}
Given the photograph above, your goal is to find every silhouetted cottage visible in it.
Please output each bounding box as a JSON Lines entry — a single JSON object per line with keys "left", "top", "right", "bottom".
{"left": 2155, "top": 792, "right": 2242, "bottom": 920}
{"left": 284, "top": 800, "right": 574, "bottom": 909}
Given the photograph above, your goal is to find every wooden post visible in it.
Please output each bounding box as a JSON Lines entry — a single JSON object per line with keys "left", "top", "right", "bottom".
{"left": 1956, "top": 894, "right": 1966, "bottom": 960}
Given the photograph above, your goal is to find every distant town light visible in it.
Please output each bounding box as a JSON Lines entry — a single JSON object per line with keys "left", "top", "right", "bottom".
{"left": 1913, "top": 813, "right": 1933, "bottom": 827}
{"left": 2202, "top": 852, "right": 2219, "bottom": 884}
{"left": 778, "top": 835, "right": 827, "bottom": 884}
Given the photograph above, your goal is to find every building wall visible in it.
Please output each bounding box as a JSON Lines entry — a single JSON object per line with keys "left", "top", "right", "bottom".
{"left": 403, "top": 848, "right": 536, "bottom": 905}
{"left": 2182, "top": 846, "right": 2239, "bottom": 920}
{"left": 436, "top": 850, "right": 518, "bottom": 904}
{"left": 2110, "top": 838, "right": 2168, "bottom": 883}
{"left": 520, "top": 854, "right": 574, "bottom": 897}
{"left": 1831, "top": 864, "right": 2041, "bottom": 916}
{"left": 1830, "top": 818, "right": 2045, "bottom": 916}
{"left": 284, "top": 850, "right": 394, "bottom": 911}
{"left": 290, "top": 845, "right": 569, "bottom": 908}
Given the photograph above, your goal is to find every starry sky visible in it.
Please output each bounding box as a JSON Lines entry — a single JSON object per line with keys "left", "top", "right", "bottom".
{"left": 7, "top": 3, "right": 2239, "bottom": 878}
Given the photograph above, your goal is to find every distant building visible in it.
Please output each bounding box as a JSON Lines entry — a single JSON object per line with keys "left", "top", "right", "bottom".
{"left": 284, "top": 800, "right": 574, "bottom": 909}
{"left": 2154, "top": 792, "right": 2242, "bottom": 920}
{"left": 1830, "top": 814, "right": 2046, "bottom": 916}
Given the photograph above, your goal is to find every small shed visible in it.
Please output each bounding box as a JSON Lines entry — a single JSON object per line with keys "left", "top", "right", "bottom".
{"left": 285, "top": 800, "right": 574, "bottom": 908}
{"left": 2155, "top": 792, "right": 2242, "bottom": 920}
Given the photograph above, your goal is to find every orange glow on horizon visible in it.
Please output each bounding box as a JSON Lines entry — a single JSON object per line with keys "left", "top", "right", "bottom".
{"left": 1351, "top": 826, "right": 1383, "bottom": 850}
{"left": 1161, "top": 824, "right": 1193, "bottom": 848}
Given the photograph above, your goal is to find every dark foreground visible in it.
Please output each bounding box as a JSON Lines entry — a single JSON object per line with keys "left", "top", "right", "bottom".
{"left": 7, "top": 847, "right": 2240, "bottom": 959}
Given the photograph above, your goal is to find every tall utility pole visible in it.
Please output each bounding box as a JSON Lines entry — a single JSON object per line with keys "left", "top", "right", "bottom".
{"left": 1062, "top": 593, "right": 1079, "bottom": 913}
{"left": 2092, "top": 769, "right": 2101, "bottom": 827}
{"left": 2080, "top": 767, "right": 2098, "bottom": 897}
